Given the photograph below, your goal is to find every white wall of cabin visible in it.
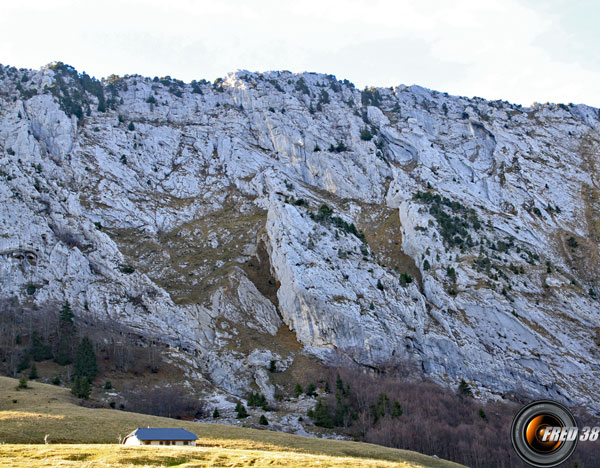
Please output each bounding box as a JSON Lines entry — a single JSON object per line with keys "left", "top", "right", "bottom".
{"left": 123, "top": 437, "right": 195, "bottom": 447}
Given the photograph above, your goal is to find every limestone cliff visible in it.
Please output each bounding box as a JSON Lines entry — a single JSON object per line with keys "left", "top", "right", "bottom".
{"left": 1, "top": 63, "right": 599, "bottom": 410}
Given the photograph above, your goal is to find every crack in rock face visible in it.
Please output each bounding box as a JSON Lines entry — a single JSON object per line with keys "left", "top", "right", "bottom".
{"left": 1, "top": 64, "right": 599, "bottom": 410}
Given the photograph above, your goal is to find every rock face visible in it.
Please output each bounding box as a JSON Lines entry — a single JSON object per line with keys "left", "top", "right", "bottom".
{"left": 1, "top": 63, "right": 599, "bottom": 410}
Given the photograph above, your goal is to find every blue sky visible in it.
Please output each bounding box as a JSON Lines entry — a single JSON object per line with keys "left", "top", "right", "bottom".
{"left": 1, "top": 0, "right": 598, "bottom": 107}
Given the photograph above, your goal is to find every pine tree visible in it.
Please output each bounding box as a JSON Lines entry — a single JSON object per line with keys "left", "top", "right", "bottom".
{"left": 333, "top": 392, "right": 350, "bottom": 426}
{"left": 59, "top": 300, "right": 74, "bottom": 323}
{"left": 458, "top": 379, "right": 473, "bottom": 398}
{"left": 28, "top": 363, "right": 38, "bottom": 379}
{"left": 17, "top": 376, "right": 28, "bottom": 390}
{"left": 306, "top": 383, "right": 316, "bottom": 397}
{"left": 312, "top": 399, "right": 333, "bottom": 428}
{"left": 79, "top": 376, "right": 91, "bottom": 399}
{"left": 247, "top": 392, "right": 267, "bottom": 408}
{"left": 72, "top": 376, "right": 91, "bottom": 399}
{"left": 55, "top": 338, "right": 72, "bottom": 364}
{"left": 71, "top": 376, "right": 79, "bottom": 396}
{"left": 31, "top": 331, "right": 52, "bottom": 361}
{"left": 31, "top": 331, "right": 43, "bottom": 361}
{"left": 259, "top": 414, "right": 269, "bottom": 425}
{"left": 235, "top": 402, "right": 248, "bottom": 418}
{"left": 372, "top": 393, "right": 390, "bottom": 422}
{"left": 74, "top": 336, "right": 98, "bottom": 382}
{"left": 212, "top": 408, "right": 220, "bottom": 418}
{"left": 335, "top": 375, "right": 345, "bottom": 394}
{"left": 392, "top": 401, "right": 403, "bottom": 418}
{"left": 56, "top": 301, "right": 75, "bottom": 365}
{"left": 294, "top": 383, "right": 303, "bottom": 398}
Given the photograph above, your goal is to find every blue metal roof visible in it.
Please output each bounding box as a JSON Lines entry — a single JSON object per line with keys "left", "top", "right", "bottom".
{"left": 133, "top": 428, "right": 198, "bottom": 441}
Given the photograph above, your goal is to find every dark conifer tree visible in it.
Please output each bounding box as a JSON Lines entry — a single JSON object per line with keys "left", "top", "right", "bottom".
{"left": 31, "top": 331, "right": 52, "bottom": 361}
{"left": 74, "top": 336, "right": 98, "bottom": 382}
{"left": 458, "top": 379, "right": 473, "bottom": 398}
{"left": 72, "top": 375, "right": 91, "bottom": 399}
{"left": 56, "top": 301, "right": 75, "bottom": 365}
{"left": 28, "top": 363, "right": 38, "bottom": 379}
{"left": 312, "top": 399, "right": 333, "bottom": 428}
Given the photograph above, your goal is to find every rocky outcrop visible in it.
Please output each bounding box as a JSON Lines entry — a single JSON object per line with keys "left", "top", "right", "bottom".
{"left": 1, "top": 63, "right": 599, "bottom": 410}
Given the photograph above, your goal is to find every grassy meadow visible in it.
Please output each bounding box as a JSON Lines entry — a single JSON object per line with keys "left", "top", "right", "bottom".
{"left": 0, "top": 376, "right": 463, "bottom": 467}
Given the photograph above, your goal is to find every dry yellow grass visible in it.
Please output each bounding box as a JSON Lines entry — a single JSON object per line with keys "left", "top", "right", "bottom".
{"left": 0, "top": 444, "right": 421, "bottom": 468}
{"left": 0, "top": 377, "right": 463, "bottom": 468}
{"left": 0, "top": 411, "right": 64, "bottom": 421}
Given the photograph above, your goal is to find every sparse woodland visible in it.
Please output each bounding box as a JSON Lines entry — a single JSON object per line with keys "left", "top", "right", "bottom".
{"left": 304, "top": 367, "right": 599, "bottom": 468}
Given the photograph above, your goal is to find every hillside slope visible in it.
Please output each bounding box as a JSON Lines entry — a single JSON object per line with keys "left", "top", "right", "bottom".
{"left": 0, "top": 62, "right": 599, "bottom": 411}
{"left": 0, "top": 377, "right": 461, "bottom": 468}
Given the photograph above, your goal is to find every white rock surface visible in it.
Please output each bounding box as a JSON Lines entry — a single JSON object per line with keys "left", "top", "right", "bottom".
{"left": 1, "top": 64, "right": 599, "bottom": 411}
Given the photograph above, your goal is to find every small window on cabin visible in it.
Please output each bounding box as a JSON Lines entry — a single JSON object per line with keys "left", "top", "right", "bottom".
{"left": 183, "top": 441, "right": 188, "bottom": 446}
{"left": 159, "top": 441, "right": 164, "bottom": 445}
{"left": 145, "top": 441, "right": 150, "bottom": 445}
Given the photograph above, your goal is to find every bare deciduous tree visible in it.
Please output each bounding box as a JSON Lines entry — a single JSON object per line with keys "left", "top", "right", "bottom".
{"left": 309, "top": 365, "right": 600, "bottom": 468}
{"left": 121, "top": 385, "right": 206, "bottom": 420}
